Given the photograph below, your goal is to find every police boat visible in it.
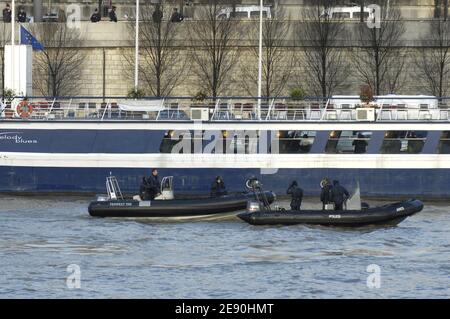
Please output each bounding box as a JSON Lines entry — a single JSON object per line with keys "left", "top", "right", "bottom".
{"left": 88, "top": 176, "right": 276, "bottom": 219}
{"left": 238, "top": 180, "right": 423, "bottom": 227}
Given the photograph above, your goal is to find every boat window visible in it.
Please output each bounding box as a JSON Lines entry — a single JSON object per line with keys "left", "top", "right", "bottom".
{"left": 278, "top": 131, "right": 316, "bottom": 154}
{"left": 438, "top": 131, "right": 450, "bottom": 154}
{"left": 380, "top": 131, "right": 428, "bottom": 154}
{"left": 332, "top": 12, "right": 351, "bottom": 19}
{"left": 353, "top": 12, "right": 369, "bottom": 20}
{"left": 250, "top": 11, "right": 268, "bottom": 18}
{"left": 325, "top": 131, "right": 372, "bottom": 154}
{"left": 160, "top": 130, "right": 183, "bottom": 153}
{"left": 160, "top": 130, "right": 260, "bottom": 154}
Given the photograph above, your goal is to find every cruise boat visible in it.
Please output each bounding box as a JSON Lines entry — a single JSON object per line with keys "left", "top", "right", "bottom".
{"left": 0, "top": 95, "right": 449, "bottom": 198}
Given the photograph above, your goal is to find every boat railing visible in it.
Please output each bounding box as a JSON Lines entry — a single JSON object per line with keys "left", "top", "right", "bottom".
{"left": 106, "top": 176, "right": 123, "bottom": 200}
{"left": 1, "top": 96, "right": 450, "bottom": 122}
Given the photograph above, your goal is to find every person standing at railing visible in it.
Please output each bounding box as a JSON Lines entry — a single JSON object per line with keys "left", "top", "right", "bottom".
{"left": 3, "top": 3, "right": 11, "bottom": 22}
{"left": 90, "top": 8, "right": 101, "bottom": 23}
{"left": 17, "top": 7, "right": 26, "bottom": 23}
{"left": 109, "top": 6, "right": 117, "bottom": 22}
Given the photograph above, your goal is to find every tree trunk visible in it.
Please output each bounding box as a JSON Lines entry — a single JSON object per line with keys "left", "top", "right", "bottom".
{"left": 360, "top": 0, "right": 364, "bottom": 22}
{"left": 444, "top": 0, "right": 449, "bottom": 20}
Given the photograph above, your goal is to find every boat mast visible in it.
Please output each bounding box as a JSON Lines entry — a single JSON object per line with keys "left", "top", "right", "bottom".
{"left": 257, "top": 0, "right": 263, "bottom": 119}
{"left": 134, "top": 0, "right": 140, "bottom": 93}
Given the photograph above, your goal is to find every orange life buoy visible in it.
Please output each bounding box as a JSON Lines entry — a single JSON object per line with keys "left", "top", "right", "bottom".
{"left": 16, "top": 101, "right": 33, "bottom": 118}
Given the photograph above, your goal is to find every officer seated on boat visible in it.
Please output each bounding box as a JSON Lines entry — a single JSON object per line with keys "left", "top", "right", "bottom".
{"left": 287, "top": 181, "right": 303, "bottom": 211}
{"left": 140, "top": 169, "right": 161, "bottom": 200}
{"left": 210, "top": 176, "right": 227, "bottom": 197}
{"left": 320, "top": 178, "right": 333, "bottom": 210}
{"left": 330, "top": 180, "right": 350, "bottom": 211}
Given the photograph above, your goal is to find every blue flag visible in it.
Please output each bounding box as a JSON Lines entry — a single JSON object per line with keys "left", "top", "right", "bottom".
{"left": 20, "top": 26, "right": 44, "bottom": 51}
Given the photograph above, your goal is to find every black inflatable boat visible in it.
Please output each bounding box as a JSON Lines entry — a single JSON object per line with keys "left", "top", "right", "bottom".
{"left": 89, "top": 191, "right": 276, "bottom": 218}
{"left": 238, "top": 199, "right": 423, "bottom": 227}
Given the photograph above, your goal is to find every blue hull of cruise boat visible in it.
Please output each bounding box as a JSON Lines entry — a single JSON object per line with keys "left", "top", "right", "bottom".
{"left": 0, "top": 166, "right": 449, "bottom": 198}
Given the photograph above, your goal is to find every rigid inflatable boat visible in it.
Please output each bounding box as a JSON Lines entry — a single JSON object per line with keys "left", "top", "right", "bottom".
{"left": 238, "top": 199, "right": 424, "bottom": 227}
{"left": 88, "top": 176, "right": 275, "bottom": 218}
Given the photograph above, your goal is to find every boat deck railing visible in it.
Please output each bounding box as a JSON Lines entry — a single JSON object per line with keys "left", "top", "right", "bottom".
{"left": 1, "top": 96, "right": 450, "bottom": 122}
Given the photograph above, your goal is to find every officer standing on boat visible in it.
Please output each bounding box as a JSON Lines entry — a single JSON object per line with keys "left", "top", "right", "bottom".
{"left": 320, "top": 178, "right": 333, "bottom": 210}
{"left": 330, "top": 180, "right": 350, "bottom": 211}
{"left": 140, "top": 169, "right": 161, "bottom": 200}
{"left": 287, "top": 181, "right": 303, "bottom": 211}
{"left": 210, "top": 176, "right": 227, "bottom": 197}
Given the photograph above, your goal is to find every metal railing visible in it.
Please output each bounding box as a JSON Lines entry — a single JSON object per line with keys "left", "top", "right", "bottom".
{"left": 1, "top": 96, "right": 450, "bottom": 122}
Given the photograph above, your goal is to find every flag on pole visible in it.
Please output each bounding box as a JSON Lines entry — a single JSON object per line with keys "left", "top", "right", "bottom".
{"left": 20, "top": 26, "right": 44, "bottom": 51}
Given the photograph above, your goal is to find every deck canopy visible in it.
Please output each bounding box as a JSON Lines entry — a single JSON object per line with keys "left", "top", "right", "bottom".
{"left": 117, "top": 100, "right": 165, "bottom": 112}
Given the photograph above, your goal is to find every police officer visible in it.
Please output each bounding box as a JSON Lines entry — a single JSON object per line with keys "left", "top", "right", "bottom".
{"left": 140, "top": 169, "right": 161, "bottom": 200}
{"left": 320, "top": 178, "right": 333, "bottom": 210}
{"left": 210, "top": 176, "right": 227, "bottom": 197}
{"left": 18, "top": 7, "right": 26, "bottom": 23}
{"left": 287, "top": 181, "right": 303, "bottom": 211}
{"left": 330, "top": 180, "right": 350, "bottom": 211}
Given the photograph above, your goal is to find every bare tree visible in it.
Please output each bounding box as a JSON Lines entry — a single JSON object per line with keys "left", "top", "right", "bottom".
{"left": 297, "top": 0, "right": 349, "bottom": 97}
{"left": 241, "top": 8, "right": 293, "bottom": 99}
{"left": 125, "top": 1, "right": 185, "bottom": 97}
{"left": 188, "top": 0, "right": 239, "bottom": 98}
{"left": 415, "top": 20, "right": 450, "bottom": 97}
{"left": 352, "top": 1, "right": 406, "bottom": 95}
{"left": 31, "top": 23, "right": 85, "bottom": 97}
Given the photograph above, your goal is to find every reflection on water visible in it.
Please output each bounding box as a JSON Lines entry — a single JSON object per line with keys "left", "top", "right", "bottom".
{"left": 0, "top": 195, "right": 449, "bottom": 298}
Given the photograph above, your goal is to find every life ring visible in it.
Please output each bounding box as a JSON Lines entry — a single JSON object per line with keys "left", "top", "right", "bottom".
{"left": 16, "top": 101, "right": 33, "bottom": 118}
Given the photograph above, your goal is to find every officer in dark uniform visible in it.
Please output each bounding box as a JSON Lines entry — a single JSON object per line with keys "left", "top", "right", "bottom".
{"left": 140, "top": 169, "right": 161, "bottom": 200}
{"left": 3, "top": 4, "right": 11, "bottom": 23}
{"left": 210, "top": 176, "right": 227, "bottom": 197}
{"left": 90, "top": 8, "right": 101, "bottom": 23}
{"left": 18, "top": 7, "right": 27, "bottom": 23}
{"left": 287, "top": 181, "right": 303, "bottom": 211}
{"left": 109, "top": 6, "right": 118, "bottom": 22}
{"left": 320, "top": 178, "right": 333, "bottom": 210}
{"left": 330, "top": 180, "right": 350, "bottom": 211}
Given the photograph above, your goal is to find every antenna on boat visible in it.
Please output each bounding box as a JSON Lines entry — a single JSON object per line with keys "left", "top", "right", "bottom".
{"left": 257, "top": 0, "right": 263, "bottom": 120}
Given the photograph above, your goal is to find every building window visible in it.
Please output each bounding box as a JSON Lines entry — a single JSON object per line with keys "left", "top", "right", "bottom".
{"left": 438, "top": 131, "right": 450, "bottom": 154}
{"left": 325, "top": 131, "right": 372, "bottom": 154}
{"left": 380, "top": 131, "right": 428, "bottom": 154}
{"left": 278, "top": 131, "right": 316, "bottom": 154}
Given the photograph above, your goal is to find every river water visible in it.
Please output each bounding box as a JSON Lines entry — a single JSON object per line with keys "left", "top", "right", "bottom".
{"left": 0, "top": 195, "right": 449, "bottom": 299}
